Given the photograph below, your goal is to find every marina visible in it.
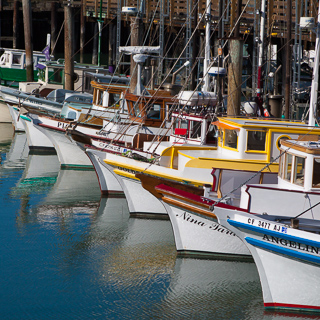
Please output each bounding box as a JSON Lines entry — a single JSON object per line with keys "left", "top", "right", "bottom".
{"left": 0, "top": 124, "right": 271, "bottom": 319}
{"left": 2, "top": 0, "right": 320, "bottom": 317}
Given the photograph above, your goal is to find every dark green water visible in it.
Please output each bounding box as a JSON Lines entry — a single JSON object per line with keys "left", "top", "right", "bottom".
{"left": 0, "top": 124, "right": 317, "bottom": 320}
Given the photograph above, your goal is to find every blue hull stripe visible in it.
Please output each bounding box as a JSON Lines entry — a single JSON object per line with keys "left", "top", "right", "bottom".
{"left": 227, "top": 219, "right": 320, "bottom": 248}
{"left": 245, "top": 237, "right": 320, "bottom": 264}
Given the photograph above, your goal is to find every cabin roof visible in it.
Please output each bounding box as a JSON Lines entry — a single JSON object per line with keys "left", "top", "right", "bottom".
{"left": 216, "top": 117, "right": 320, "bottom": 131}
{"left": 281, "top": 139, "right": 320, "bottom": 155}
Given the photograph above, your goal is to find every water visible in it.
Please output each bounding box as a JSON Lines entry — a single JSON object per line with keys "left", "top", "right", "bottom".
{"left": 0, "top": 124, "right": 317, "bottom": 320}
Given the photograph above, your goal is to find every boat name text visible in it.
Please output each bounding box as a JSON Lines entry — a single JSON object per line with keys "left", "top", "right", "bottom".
{"left": 179, "top": 212, "right": 236, "bottom": 236}
{"left": 262, "top": 234, "right": 320, "bottom": 255}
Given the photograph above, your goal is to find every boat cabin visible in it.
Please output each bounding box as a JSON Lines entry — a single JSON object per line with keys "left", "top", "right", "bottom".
{"left": 278, "top": 138, "right": 320, "bottom": 191}
{"left": 0, "top": 49, "right": 47, "bottom": 70}
{"left": 0, "top": 49, "right": 48, "bottom": 85}
{"left": 239, "top": 138, "right": 320, "bottom": 217}
{"left": 91, "top": 80, "right": 128, "bottom": 112}
{"left": 170, "top": 111, "right": 217, "bottom": 145}
{"left": 125, "top": 90, "right": 175, "bottom": 128}
{"left": 214, "top": 117, "right": 320, "bottom": 162}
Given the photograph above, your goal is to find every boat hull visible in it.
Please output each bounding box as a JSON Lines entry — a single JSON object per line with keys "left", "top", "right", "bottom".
{"left": 216, "top": 207, "right": 320, "bottom": 312}
{"left": 85, "top": 149, "right": 123, "bottom": 195}
{"left": 162, "top": 200, "right": 251, "bottom": 259}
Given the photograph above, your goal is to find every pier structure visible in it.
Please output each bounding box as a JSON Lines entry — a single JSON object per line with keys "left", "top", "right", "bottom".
{"left": 0, "top": 0, "right": 318, "bottom": 115}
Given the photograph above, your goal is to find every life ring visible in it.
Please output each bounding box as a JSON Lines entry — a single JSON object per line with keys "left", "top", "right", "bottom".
{"left": 0, "top": 54, "right": 6, "bottom": 65}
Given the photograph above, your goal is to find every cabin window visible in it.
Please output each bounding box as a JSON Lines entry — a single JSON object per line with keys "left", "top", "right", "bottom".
{"left": 134, "top": 101, "right": 141, "bottom": 117}
{"left": 206, "top": 123, "right": 217, "bottom": 145}
{"left": 94, "top": 89, "right": 102, "bottom": 105}
{"left": 189, "top": 120, "right": 202, "bottom": 139}
{"left": 224, "top": 129, "right": 238, "bottom": 149}
{"left": 147, "top": 104, "right": 161, "bottom": 119}
{"left": 293, "top": 156, "right": 305, "bottom": 186}
{"left": 12, "top": 54, "right": 21, "bottom": 65}
{"left": 172, "top": 117, "right": 188, "bottom": 135}
{"left": 312, "top": 158, "right": 320, "bottom": 187}
{"left": 109, "top": 93, "right": 121, "bottom": 107}
{"left": 247, "top": 130, "right": 266, "bottom": 151}
{"left": 283, "top": 153, "right": 293, "bottom": 182}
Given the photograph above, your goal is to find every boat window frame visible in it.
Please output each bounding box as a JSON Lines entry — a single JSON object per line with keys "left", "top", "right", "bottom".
{"left": 189, "top": 119, "right": 202, "bottom": 140}
{"left": 292, "top": 155, "right": 306, "bottom": 187}
{"left": 246, "top": 129, "right": 267, "bottom": 152}
{"left": 283, "top": 152, "right": 293, "bottom": 182}
{"left": 223, "top": 128, "right": 238, "bottom": 150}
{"left": 312, "top": 157, "right": 320, "bottom": 188}
{"left": 146, "top": 103, "right": 162, "bottom": 120}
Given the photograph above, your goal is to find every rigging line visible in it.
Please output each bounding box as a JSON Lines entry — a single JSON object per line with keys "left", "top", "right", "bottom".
{"left": 51, "top": 20, "right": 65, "bottom": 56}
{"left": 294, "top": 200, "right": 320, "bottom": 219}
{"left": 222, "top": 0, "right": 251, "bottom": 51}
{"left": 95, "top": 0, "right": 225, "bottom": 148}
{"left": 211, "top": 126, "right": 320, "bottom": 209}
{"left": 103, "top": 9, "right": 202, "bottom": 144}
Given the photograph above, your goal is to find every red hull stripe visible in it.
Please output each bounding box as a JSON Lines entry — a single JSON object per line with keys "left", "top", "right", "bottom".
{"left": 155, "top": 184, "right": 248, "bottom": 212}
{"left": 265, "top": 302, "right": 320, "bottom": 311}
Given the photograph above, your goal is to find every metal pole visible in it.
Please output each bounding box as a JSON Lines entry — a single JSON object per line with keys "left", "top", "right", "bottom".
{"left": 284, "top": 0, "right": 292, "bottom": 119}
{"left": 257, "top": 0, "right": 266, "bottom": 104}
{"left": 202, "top": 0, "right": 211, "bottom": 92}
{"left": 308, "top": 1, "right": 320, "bottom": 126}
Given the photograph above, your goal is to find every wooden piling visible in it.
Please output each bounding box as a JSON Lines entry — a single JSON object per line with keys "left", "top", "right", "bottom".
{"left": 51, "top": 1, "right": 57, "bottom": 58}
{"left": 92, "top": 22, "right": 98, "bottom": 65}
{"left": 13, "top": 0, "right": 19, "bottom": 49}
{"left": 22, "top": 0, "right": 34, "bottom": 82}
{"left": 64, "top": 4, "right": 74, "bottom": 91}
{"left": 227, "top": 39, "right": 243, "bottom": 116}
{"left": 80, "top": 1, "right": 86, "bottom": 64}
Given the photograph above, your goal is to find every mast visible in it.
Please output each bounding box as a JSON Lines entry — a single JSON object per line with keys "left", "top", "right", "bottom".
{"left": 202, "top": 0, "right": 211, "bottom": 92}
{"left": 308, "top": 3, "right": 320, "bottom": 126}
{"left": 257, "top": 0, "right": 266, "bottom": 105}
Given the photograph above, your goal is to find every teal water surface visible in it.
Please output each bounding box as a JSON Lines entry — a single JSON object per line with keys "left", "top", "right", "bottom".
{"left": 0, "top": 124, "right": 317, "bottom": 320}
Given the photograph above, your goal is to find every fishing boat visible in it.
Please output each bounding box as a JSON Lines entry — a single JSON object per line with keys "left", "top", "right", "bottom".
{"left": 0, "top": 48, "right": 50, "bottom": 87}
{"left": 212, "top": 138, "right": 320, "bottom": 311}
{"left": 85, "top": 116, "right": 320, "bottom": 217}
{"left": 25, "top": 46, "right": 181, "bottom": 169}
{"left": 81, "top": 0, "right": 320, "bottom": 219}
{"left": 215, "top": 204, "right": 320, "bottom": 313}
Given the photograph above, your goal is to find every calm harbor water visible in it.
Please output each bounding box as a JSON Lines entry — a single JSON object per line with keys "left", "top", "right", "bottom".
{"left": 0, "top": 123, "right": 318, "bottom": 320}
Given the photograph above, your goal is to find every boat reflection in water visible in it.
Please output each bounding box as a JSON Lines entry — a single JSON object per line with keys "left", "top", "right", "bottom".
{"left": 0, "top": 122, "right": 14, "bottom": 147}
{"left": 162, "top": 258, "right": 262, "bottom": 318}
{"left": 1, "top": 131, "right": 29, "bottom": 170}
{"left": 12, "top": 153, "right": 60, "bottom": 195}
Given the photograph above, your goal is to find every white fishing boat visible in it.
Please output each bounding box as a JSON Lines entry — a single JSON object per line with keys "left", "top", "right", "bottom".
{"left": 2, "top": 87, "right": 93, "bottom": 132}
{"left": 215, "top": 204, "right": 320, "bottom": 312}
{"left": 87, "top": 116, "right": 320, "bottom": 217}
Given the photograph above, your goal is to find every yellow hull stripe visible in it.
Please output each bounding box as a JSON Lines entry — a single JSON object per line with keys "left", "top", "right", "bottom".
{"left": 105, "top": 159, "right": 212, "bottom": 187}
